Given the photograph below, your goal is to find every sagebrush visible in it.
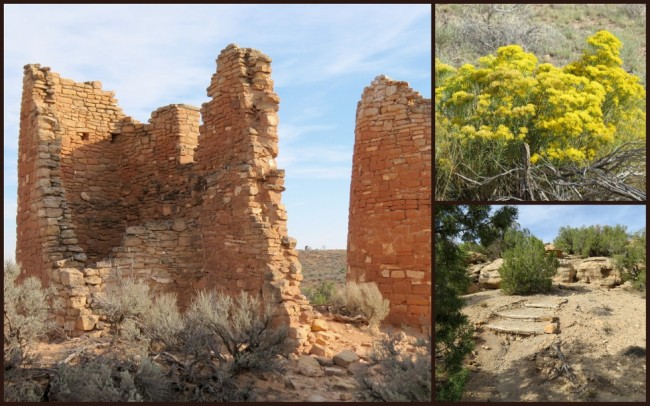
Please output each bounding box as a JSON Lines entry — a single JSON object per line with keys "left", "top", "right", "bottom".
{"left": 357, "top": 333, "right": 431, "bottom": 401}
{"left": 333, "top": 281, "right": 389, "bottom": 329}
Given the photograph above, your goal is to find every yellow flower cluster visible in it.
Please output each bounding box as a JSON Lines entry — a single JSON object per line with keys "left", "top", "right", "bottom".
{"left": 436, "top": 30, "right": 646, "bottom": 166}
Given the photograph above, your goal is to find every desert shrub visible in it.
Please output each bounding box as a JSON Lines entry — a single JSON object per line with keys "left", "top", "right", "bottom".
{"left": 3, "top": 261, "right": 60, "bottom": 367}
{"left": 184, "top": 290, "right": 288, "bottom": 375}
{"left": 134, "top": 358, "right": 171, "bottom": 401}
{"left": 554, "top": 224, "right": 629, "bottom": 257}
{"left": 4, "top": 378, "right": 45, "bottom": 402}
{"left": 358, "top": 333, "right": 431, "bottom": 401}
{"left": 303, "top": 280, "right": 337, "bottom": 305}
{"left": 436, "top": 30, "right": 646, "bottom": 200}
{"left": 332, "top": 281, "right": 389, "bottom": 329}
{"left": 140, "top": 292, "right": 184, "bottom": 350}
{"left": 95, "top": 276, "right": 153, "bottom": 340}
{"left": 150, "top": 290, "right": 290, "bottom": 401}
{"left": 49, "top": 357, "right": 144, "bottom": 402}
{"left": 500, "top": 229, "right": 559, "bottom": 295}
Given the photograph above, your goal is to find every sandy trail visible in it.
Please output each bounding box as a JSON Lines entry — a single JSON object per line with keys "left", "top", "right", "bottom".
{"left": 460, "top": 283, "right": 646, "bottom": 402}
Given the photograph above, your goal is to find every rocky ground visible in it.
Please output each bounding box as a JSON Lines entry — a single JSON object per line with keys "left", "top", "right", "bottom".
{"left": 460, "top": 283, "right": 646, "bottom": 402}
{"left": 22, "top": 313, "right": 427, "bottom": 402}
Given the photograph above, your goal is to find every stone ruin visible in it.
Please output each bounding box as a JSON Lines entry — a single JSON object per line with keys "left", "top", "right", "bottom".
{"left": 16, "top": 44, "right": 314, "bottom": 345}
{"left": 16, "top": 44, "right": 433, "bottom": 341}
{"left": 347, "top": 76, "right": 432, "bottom": 328}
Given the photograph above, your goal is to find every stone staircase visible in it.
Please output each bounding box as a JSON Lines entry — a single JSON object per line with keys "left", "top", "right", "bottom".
{"left": 486, "top": 298, "right": 566, "bottom": 335}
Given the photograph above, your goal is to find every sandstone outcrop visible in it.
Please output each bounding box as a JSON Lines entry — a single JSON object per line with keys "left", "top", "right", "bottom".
{"left": 552, "top": 258, "right": 578, "bottom": 283}
{"left": 467, "top": 255, "right": 623, "bottom": 292}
{"left": 575, "top": 257, "right": 622, "bottom": 287}
{"left": 479, "top": 258, "right": 503, "bottom": 289}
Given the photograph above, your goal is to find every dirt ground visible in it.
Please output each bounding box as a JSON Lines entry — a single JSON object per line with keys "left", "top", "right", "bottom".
{"left": 460, "top": 283, "right": 646, "bottom": 402}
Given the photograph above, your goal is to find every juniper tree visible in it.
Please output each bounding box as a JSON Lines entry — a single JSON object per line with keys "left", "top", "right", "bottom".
{"left": 435, "top": 205, "right": 517, "bottom": 401}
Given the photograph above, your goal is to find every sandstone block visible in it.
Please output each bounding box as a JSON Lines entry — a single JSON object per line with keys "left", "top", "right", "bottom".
{"left": 68, "top": 296, "right": 86, "bottom": 309}
{"left": 309, "top": 344, "right": 332, "bottom": 358}
{"left": 298, "top": 355, "right": 324, "bottom": 377}
{"left": 171, "top": 219, "right": 187, "bottom": 231}
{"left": 311, "top": 318, "right": 329, "bottom": 332}
{"left": 76, "top": 314, "right": 99, "bottom": 331}
{"left": 544, "top": 323, "right": 559, "bottom": 334}
{"left": 333, "top": 350, "right": 359, "bottom": 368}
{"left": 83, "top": 268, "right": 99, "bottom": 277}
{"left": 61, "top": 268, "right": 84, "bottom": 286}
{"left": 124, "top": 236, "right": 143, "bottom": 247}
{"left": 324, "top": 366, "right": 347, "bottom": 377}
{"left": 288, "top": 327, "right": 308, "bottom": 340}
{"left": 479, "top": 258, "right": 503, "bottom": 289}
{"left": 406, "top": 270, "right": 425, "bottom": 279}
{"left": 306, "top": 395, "right": 328, "bottom": 402}
{"left": 84, "top": 276, "right": 102, "bottom": 285}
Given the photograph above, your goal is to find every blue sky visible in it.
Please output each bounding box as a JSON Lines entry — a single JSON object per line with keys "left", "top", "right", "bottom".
{"left": 3, "top": 4, "right": 432, "bottom": 260}
{"left": 498, "top": 205, "right": 647, "bottom": 243}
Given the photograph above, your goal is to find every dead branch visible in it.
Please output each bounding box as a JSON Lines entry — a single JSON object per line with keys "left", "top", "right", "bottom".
{"left": 551, "top": 341, "right": 579, "bottom": 386}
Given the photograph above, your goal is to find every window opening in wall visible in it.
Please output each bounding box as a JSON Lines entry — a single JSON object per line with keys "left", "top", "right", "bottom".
{"left": 80, "top": 132, "right": 89, "bottom": 141}
{"left": 111, "top": 133, "right": 119, "bottom": 143}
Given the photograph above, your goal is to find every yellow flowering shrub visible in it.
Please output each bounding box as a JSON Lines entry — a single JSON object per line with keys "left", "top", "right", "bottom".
{"left": 436, "top": 30, "right": 646, "bottom": 166}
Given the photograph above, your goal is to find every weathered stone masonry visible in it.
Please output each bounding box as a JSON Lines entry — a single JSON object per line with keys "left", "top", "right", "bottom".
{"left": 16, "top": 45, "right": 313, "bottom": 343}
{"left": 347, "top": 75, "right": 432, "bottom": 327}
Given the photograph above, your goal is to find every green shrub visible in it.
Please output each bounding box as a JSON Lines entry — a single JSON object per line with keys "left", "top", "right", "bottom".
{"left": 435, "top": 206, "right": 516, "bottom": 401}
{"left": 500, "top": 229, "right": 558, "bottom": 295}
{"left": 554, "top": 224, "right": 630, "bottom": 257}
{"left": 615, "top": 228, "right": 646, "bottom": 290}
{"left": 332, "top": 281, "right": 390, "bottom": 329}
{"left": 304, "top": 280, "right": 337, "bottom": 305}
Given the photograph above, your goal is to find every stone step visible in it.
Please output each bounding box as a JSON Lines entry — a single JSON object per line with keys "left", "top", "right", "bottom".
{"left": 485, "top": 320, "right": 547, "bottom": 335}
{"left": 524, "top": 298, "right": 565, "bottom": 309}
{"left": 494, "top": 307, "right": 555, "bottom": 321}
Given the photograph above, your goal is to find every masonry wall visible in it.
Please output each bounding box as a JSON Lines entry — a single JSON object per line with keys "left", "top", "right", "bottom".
{"left": 347, "top": 75, "right": 432, "bottom": 327}
{"left": 16, "top": 45, "right": 312, "bottom": 344}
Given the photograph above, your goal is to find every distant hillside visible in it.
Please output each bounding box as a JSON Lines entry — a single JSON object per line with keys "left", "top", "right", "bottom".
{"left": 435, "top": 4, "right": 646, "bottom": 85}
{"left": 297, "top": 249, "right": 347, "bottom": 290}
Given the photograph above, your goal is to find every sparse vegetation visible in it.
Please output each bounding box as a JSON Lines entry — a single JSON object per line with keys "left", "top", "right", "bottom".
{"left": 5, "top": 274, "right": 290, "bottom": 402}
{"left": 357, "top": 333, "right": 431, "bottom": 401}
{"left": 500, "top": 228, "right": 559, "bottom": 295}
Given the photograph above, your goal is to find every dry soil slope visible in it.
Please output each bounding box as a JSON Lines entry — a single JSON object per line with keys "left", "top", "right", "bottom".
{"left": 297, "top": 249, "right": 347, "bottom": 290}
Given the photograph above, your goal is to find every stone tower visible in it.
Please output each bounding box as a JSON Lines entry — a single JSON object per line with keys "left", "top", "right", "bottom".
{"left": 347, "top": 75, "right": 431, "bottom": 327}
